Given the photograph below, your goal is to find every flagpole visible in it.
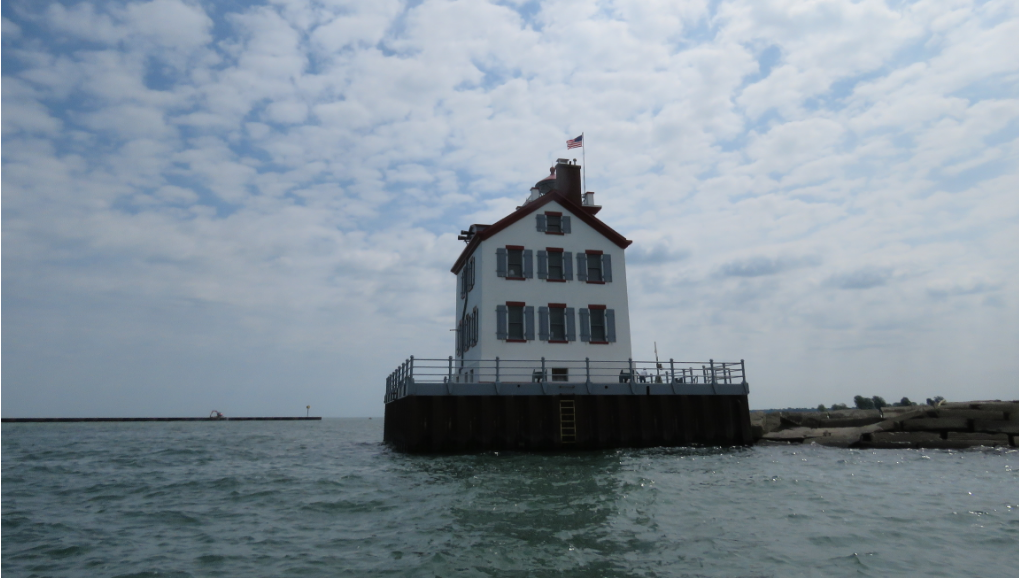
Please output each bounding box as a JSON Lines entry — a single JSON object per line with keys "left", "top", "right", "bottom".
{"left": 582, "top": 132, "right": 586, "bottom": 198}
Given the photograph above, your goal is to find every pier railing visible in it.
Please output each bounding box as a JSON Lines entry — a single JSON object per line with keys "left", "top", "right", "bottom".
{"left": 385, "top": 357, "right": 748, "bottom": 402}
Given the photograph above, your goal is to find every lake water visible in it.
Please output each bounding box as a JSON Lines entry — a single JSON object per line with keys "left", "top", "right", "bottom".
{"left": 2, "top": 418, "right": 1016, "bottom": 577}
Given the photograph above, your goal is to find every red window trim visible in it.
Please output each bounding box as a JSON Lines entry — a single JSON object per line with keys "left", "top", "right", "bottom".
{"left": 546, "top": 247, "right": 564, "bottom": 252}
{"left": 545, "top": 231, "right": 565, "bottom": 236}
{"left": 548, "top": 303, "right": 567, "bottom": 308}
{"left": 544, "top": 211, "right": 562, "bottom": 216}
{"left": 586, "top": 280, "right": 606, "bottom": 285}
{"left": 506, "top": 245, "right": 525, "bottom": 250}
{"left": 588, "top": 304, "right": 607, "bottom": 310}
{"left": 507, "top": 301, "right": 525, "bottom": 307}
{"left": 546, "top": 278, "right": 566, "bottom": 283}
{"left": 548, "top": 340, "right": 569, "bottom": 344}
{"left": 586, "top": 249, "right": 603, "bottom": 255}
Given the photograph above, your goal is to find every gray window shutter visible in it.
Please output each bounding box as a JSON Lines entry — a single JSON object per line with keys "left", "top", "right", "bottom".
{"left": 579, "top": 308, "right": 590, "bottom": 342}
{"left": 496, "top": 248, "right": 507, "bottom": 277}
{"left": 496, "top": 305, "right": 507, "bottom": 340}
{"left": 606, "top": 309, "right": 616, "bottom": 342}
{"left": 538, "top": 306, "right": 549, "bottom": 341}
{"left": 564, "top": 252, "right": 573, "bottom": 280}
{"left": 565, "top": 307, "right": 576, "bottom": 341}
{"left": 561, "top": 215, "right": 571, "bottom": 234}
{"left": 458, "top": 270, "right": 463, "bottom": 297}
{"left": 577, "top": 252, "right": 587, "bottom": 281}
{"left": 523, "top": 249, "right": 533, "bottom": 279}
{"left": 524, "top": 306, "right": 535, "bottom": 341}
{"left": 537, "top": 250, "right": 548, "bottom": 279}
{"left": 602, "top": 253, "right": 612, "bottom": 282}
{"left": 536, "top": 214, "right": 547, "bottom": 232}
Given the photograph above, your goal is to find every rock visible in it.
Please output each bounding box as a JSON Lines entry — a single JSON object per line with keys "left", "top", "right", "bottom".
{"left": 947, "top": 432, "right": 1010, "bottom": 445}
{"left": 751, "top": 424, "right": 765, "bottom": 440}
{"left": 761, "top": 427, "right": 813, "bottom": 442}
{"left": 763, "top": 413, "right": 783, "bottom": 433}
{"left": 870, "top": 432, "right": 942, "bottom": 443}
{"left": 749, "top": 412, "right": 784, "bottom": 434}
{"left": 935, "top": 409, "right": 1006, "bottom": 420}
{"left": 804, "top": 427, "right": 865, "bottom": 447}
{"left": 937, "top": 402, "right": 982, "bottom": 410}
{"left": 880, "top": 406, "right": 928, "bottom": 417}
{"left": 802, "top": 416, "right": 887, "bottom": 428}
{"left": 763, "top": 426, "right": 864, "bottom": 447}
{"left": 968, "top": 401, "right": 1019, "bottom": 415}
{"left": 902, "top": 418, "right": 969, "bottom": 431}
{"left": 973, "top": 420, "right": 1019, "bottom": 435}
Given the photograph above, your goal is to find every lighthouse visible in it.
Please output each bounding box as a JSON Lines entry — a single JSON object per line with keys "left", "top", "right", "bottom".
{"left": 384, "top": 158, "right": 752, "bottom": 452}
{"left": 451, "top": 159, "right": 632, "bottom": 384}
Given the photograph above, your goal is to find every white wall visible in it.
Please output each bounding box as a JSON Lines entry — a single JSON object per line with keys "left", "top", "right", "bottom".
{"left": 454, "top": 200, "right": 632, "bottom": 383}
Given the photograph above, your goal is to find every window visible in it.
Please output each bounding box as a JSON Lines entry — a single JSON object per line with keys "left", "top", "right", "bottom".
{"left": 551, "top": 368, "right": 569, "bottom": 382}
{"left": 456, "top": 306, "right": 479, "bottom": 356}
{"left": 497, "top": 246, "right": 532, "bottom": 279}
{"left": 548, "top": 251, "right": 563, "bottom": 280}
{"left": 538, "top": 248, "right": 572, "bottom": 281}
{"left": 508, "top": 305, "right": 524, "bottom": 340}
{"left": 587, "top": 250, "right": 602, "bottom": 282}
{"left": 497, "top": 302, "right": 534, "bottom": 342}
{"left": 536, "top": 213, "right": 571, "bottom": 234}
{"left": 507, "top": 249, "right": 523, "bottom": 278}
{"left": 576, "top": 251, "right": 612, "bottom": 283}
{"left": 538, "top": 304, "right": 575, "bottom": 342}
{"left": 579, "top": 306, "right": 616, "bottom": 344}
{"left": 547, "top": 213, "right": 562, "bottom": 233}
{"left": 590, "top": 308, "right": 606, "bottom": 342}
{"left": 460, "top": 256, "right": 475, "bottom": 298}
{"left": 549, "top": 306, "right": 566, "bottom": 341}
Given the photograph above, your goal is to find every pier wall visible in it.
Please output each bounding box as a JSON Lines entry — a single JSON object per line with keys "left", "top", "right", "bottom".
{"left": 384, "top": 394, "right": 752, "bottom": 452}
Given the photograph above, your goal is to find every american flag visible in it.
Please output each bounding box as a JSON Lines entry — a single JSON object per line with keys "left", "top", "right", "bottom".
{"left": 566, "top": 134, "right": 583, "bottom": 149}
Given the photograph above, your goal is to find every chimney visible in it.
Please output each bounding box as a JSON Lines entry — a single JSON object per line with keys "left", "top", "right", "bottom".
{"left": 554, "top": 159, "right": 582, "bottom": 206}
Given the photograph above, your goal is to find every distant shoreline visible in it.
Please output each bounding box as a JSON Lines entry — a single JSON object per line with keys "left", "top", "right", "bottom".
{"left": 1, "top": 417, "right": 322, "bottom": 423}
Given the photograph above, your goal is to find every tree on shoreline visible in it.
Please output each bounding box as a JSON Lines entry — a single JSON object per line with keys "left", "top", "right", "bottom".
{"left": 854, "top": 395, "right": 875, "bottom": 410}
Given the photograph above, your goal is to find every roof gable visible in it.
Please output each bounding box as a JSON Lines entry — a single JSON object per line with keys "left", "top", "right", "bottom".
{"left": 451, "top": 191, "right": 631, "bottom": 274}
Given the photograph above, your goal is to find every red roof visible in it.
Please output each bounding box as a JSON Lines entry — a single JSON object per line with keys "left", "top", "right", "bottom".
{"left": 451, "top": 190, "right": 631, "bottom": 274}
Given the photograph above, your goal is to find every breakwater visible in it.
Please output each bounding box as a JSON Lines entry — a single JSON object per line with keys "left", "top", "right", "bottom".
{"left": 751, "top": 400, "right": 1018, "bottom": 448}
{"left": 1, "top": 417, "right": 322, "bottom": 422}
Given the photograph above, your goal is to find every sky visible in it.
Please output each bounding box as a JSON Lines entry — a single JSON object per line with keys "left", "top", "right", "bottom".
{"left": 2, "top": 0, "right": 1017, "bottom": 418}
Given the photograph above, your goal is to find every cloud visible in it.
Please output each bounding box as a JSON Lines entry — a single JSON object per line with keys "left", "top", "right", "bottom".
{"left": 825, "top": 267, "right": 892, "bottom": 290}
{"left": 627, "top": 243, "right": 691, "bottom": 265}
{"left": 3, "top": 0, "right": 1018, "bottom": 417}
{"left": 718, "top": 254, "right": 821, "bottom": 278}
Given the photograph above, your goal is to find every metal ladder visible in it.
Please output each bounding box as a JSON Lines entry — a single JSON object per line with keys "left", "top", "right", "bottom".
{"left": 559, "top": 399, "right": 576, "bottom": 444}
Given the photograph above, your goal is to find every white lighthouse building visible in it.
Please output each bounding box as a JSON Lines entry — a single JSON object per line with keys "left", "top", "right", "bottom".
{"left": 450, "top": 159, "right": 633, "bottom": 383}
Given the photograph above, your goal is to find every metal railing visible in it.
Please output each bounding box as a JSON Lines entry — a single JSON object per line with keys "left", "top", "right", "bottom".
{"left": 385, "top": 356, "right": 747, "bottom": 402}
